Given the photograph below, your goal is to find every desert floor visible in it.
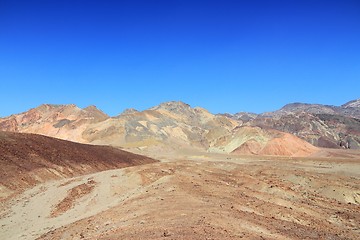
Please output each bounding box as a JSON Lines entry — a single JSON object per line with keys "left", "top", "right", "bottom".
{"left": 1, "top": 150, "right": 360, "bottom": 240}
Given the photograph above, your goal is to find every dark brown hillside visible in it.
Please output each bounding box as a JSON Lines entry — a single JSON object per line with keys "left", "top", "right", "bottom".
{"left": 0, "top": 131, "right": 157, "bottom": 198}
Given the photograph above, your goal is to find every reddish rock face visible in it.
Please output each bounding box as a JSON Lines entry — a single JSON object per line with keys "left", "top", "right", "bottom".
{"left": 0, "top": 117, "right": 18, "bottom": 132}
{"left": 20, "top": 108, "right": 42, "bottom": 125}
{"left": 0, "top": 104, "right": 110, "bottom": 143}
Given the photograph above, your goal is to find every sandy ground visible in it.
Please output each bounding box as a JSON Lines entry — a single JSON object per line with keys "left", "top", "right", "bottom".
{"left": 1, "top": 151, "right": 360, "bottom": 240}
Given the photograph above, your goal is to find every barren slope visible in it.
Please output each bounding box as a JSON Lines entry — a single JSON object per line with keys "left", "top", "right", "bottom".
{"left": 0, "top": 104, "right": 108, "bottom": 142}
{"left": 249, "top": 113, "right": 360, "bottom": 149}
{"left": 0, "top": 131, "right": 156, "bottom": 200}
{"left": 261, "top": 99, "right": 360, "bottom": 119}
{"left": 82, "top": 101, "right": 238, "bottom": 151}
{"left": 224, "top": 99, "right": 360, "bottom": 149}
{"left": 209, "top": 126, "right": 319, "bottom": 157}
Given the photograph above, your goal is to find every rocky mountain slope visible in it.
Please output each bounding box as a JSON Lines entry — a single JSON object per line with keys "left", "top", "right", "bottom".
{"left": 224, "top": 99, "right": 360, "bottom": 149}
{"left": 0, "top": 131, "right": 156, "bottom": 199}
{"left": 84, "top": 101, "right": 238, "bottom": 150}
{"left": 209, "top": 126, "right": 318, "bottom": 157}
{"left": 0, "top": 101, "right": 319, "bottom": 157}
{"left": 262, "top": 99, "right": 360, "bottom": 119}
{"left": 343, "top": 99, "right": 360, "bottom": 108}
{"left": 0, "top": 104, "right": 109, "bottom": 142}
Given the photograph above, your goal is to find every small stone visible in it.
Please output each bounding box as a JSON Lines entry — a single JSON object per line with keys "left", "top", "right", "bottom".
{"left": 163, "top": 230, "right": 171, "bottom": 237}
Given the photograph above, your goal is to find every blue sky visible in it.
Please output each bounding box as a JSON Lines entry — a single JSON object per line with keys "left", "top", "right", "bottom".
{"left": 1, "top": 0, "right": 359, "bottom": 117}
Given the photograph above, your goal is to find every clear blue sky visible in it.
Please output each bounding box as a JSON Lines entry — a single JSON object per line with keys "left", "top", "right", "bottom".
{"left": 1, "top": 0, "right": 359, "bottom": 117}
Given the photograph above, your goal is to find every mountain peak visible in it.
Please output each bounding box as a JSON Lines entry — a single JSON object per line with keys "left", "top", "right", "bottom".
{"left": 119, "top": 108, "right": 139, "bottom": 116}
{"left": 281, "top": 102, "right": 310, "bottom": 109}
{"left": 37, "top": 103, "right": 69, "bottom": 109}
{"left": 83, "top": 105, "right": 109, "bottom": 119}
{"left": 83, "top": 105, "right": 98, "bottom": 110}
{"left": 150, "top": 101, "right": 191, "bottom": 112}
{"left": 342, "top": 99, "right": 360, "bottom": 108}
{"left": 31, "top": 104, "right": 79, "bottom": 114}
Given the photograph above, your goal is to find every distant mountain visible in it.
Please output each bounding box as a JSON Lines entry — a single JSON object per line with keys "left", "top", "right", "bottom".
{"left": 247, "top": 99, "right": 360, "bottom": 149}
{"left": 261, "top": 103, "right": 338, "bottom": 117}
{"left": 118, "top": 108, "right": 139, "bottom": 116}
{"left": 2, "top": 99, "right": 359, "bottom": 154}
{"left": 249, "top": 112, "right": 360, "bottom": 149}
{"left": 0, "top": 104, "right": 109, "bottom": 142}
{"left": 82, "top": 101, "right": 238, "bottom": 150}
{"left": 342, "top": 99, "right": 360, "bottom": 108}
{"left": 219, "top": 112, "right": 258, "bottom": 123}
{"left": 260, "top": 99, "right": 360, "bottom": 119}
{"left": 0, "top": 101, "right": 318, "bottom": 157}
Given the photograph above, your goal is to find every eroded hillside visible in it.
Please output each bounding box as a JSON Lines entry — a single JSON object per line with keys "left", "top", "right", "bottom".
{"left": 0, "top": 131, "right": 156, "bottom": 200}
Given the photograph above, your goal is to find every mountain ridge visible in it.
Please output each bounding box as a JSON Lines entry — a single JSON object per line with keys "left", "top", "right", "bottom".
{"left": 2, "top": 99, "right": 359, "bottom": 119}
{"left": 1, "top": 98, "right": 359, "bottom": 154}
{"left": 223, "top": 99, "right": 360, "bottom": 150}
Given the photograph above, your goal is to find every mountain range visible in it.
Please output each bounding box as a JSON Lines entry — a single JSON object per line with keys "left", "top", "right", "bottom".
{"left": 1, "top": 99, "right": 359, "bottom": 157}
{"left": 227, "top": 99, "right": 360, "bottom": 149}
